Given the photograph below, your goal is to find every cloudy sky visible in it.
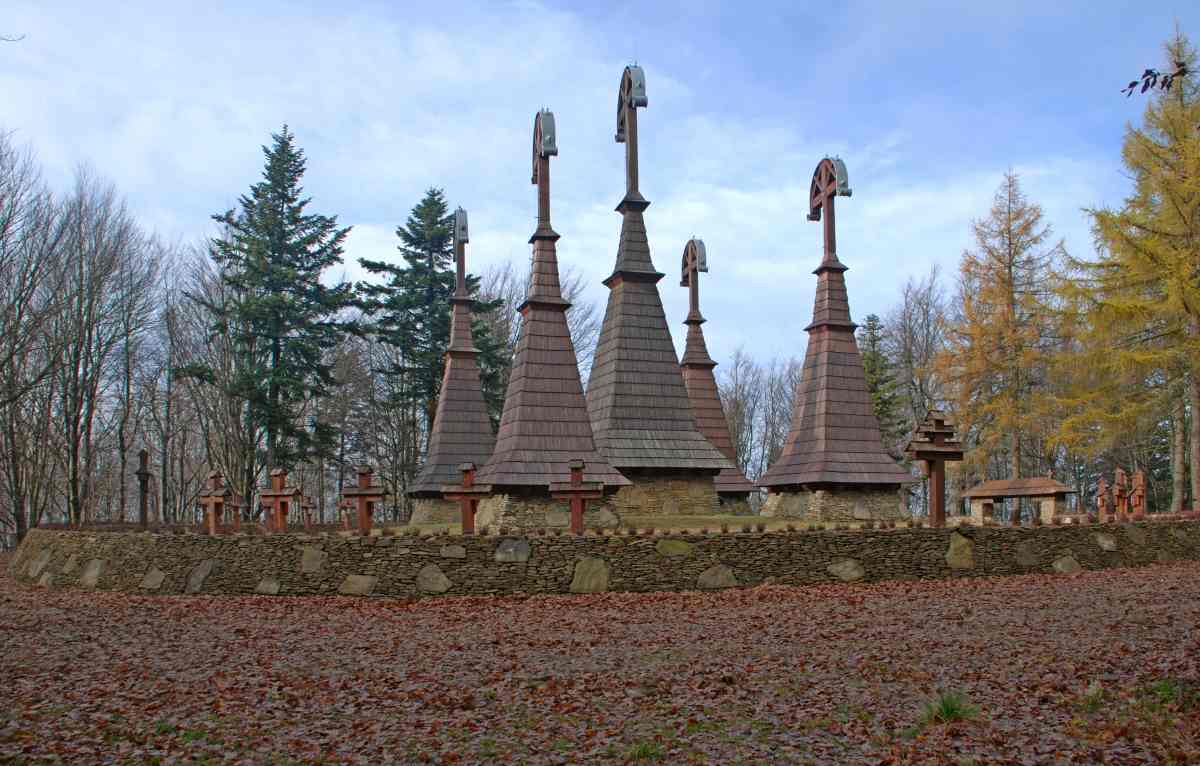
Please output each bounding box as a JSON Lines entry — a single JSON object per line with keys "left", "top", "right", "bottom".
{"left": 3, "top": 2, "right": 1198, "bottom": 365}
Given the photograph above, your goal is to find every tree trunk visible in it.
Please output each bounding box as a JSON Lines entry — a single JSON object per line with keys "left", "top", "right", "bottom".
{"left": 1172, "top": 389, "right": 1187, "bottom": 513}
{"left": 1190, "top": 372, "right": 1200, "bottom": 511}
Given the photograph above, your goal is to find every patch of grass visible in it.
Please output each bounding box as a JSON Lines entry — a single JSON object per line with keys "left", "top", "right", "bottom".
{"left": 1142, "top": 678, "right": 1199, "bottom": 712}
{"left": 625, "top": 739, "right": 666, "bottom": 762}
{"left": 919, "top": 690, "right": 978, "bottom": 726}
{"left": 1079, "top": 681, "right": 1106, "bottom": 714}
{"left": 477, "top": 737, "right": 498, "bottom": 758}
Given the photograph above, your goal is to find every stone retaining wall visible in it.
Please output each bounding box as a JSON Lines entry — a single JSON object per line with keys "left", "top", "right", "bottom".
{"left": 10, "top": 520, "right": 1199, "bottom": 599}
{"left": 611, "top": 474, "right": 719, "bottom": 517}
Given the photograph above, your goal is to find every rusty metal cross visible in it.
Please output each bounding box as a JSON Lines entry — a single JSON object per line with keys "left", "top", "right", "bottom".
{"left": 680, "top": 238, "right": 708, "bottom": 323}
{"left": 807, "top": 157, "right": 852, "bottom": 265}
{"left": 615, "top": 65, "right": 647, "bottom": 199}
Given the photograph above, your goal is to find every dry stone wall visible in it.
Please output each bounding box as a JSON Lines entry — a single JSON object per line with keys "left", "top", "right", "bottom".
{"left": 10, "top": 520, "right": 1200, "bottom": 599}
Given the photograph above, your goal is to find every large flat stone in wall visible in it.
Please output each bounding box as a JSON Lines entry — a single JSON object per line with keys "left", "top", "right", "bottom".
{"left": 338, "top": 574, "right": 378, "bottom": 596}
{"left": 1094, "top": 532, "right": 1118, "bottom": 552}
{"left": 300, "top": 546, "right": 327, "bottom": 574}
{"left": 946, "top": 532, "right": 974, "bottom": 570}
{"left": 570, "top": 558, "right": 609, "bottom": 594}
{"left": 139, "top": 568, "right": 166, "bottom": 591}
{"left": 26, "top": 549, "right": 50, "bottom": 579}
{"left": 440, "top": 545, "right": 466, "bottom": 559}
{"left": 494, "top": 538, "right": 531, "bottom": 563}
{"left": 655, "top": 539, "right": 694, "bottom": 558}
{"left": 80, "top": 559, "right": 104, "bottom": 589}
{"left": 256, "top": 577, "right": 281, "bottom": 595}
{"left": 1053, "top": 554, "right": 1083, "bottom": 574}
{"left": 37, "top": 572, "right": 53, "bottom": 588}
{"left": 827, "top": 558, "right": 865, "bottom": 582}
{"left": 61, "top": 554, "right": 80, "bottom": 576}
{"left": 697, "top": 564, "right": 738, "bottom": 589}
{"left": 417, "top": 564, "right": 451, "bottom": 594}
{"left": 186, "top": 560, "right": 218, "bottom": 594}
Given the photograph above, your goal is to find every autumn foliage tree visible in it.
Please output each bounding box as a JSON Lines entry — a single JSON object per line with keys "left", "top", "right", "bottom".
{"left": 939, "top": 172, "right": 1064, "bottom": 481}
{"left": 1055, "top": 33, "right": 1200, "bottom": 511}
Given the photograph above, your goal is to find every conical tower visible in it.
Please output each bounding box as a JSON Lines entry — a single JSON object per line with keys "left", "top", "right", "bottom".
{"left": 409, "top": 207, "right": 497, "bottom": 523}
{"left": 586, "top": 66, "right": 732, "bottom": 517}
{"left": 476, "top": 109, "right": 628, "bottom": 530}
{"left": 759, "top": 158, "right": 910, "bottom": 521}
{"left": 677, "top": 239, "right": 755, "bottom": 511}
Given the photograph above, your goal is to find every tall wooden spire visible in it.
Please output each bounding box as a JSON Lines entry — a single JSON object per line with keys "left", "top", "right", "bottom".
{"left": 759, "top": 158, "right": 909, "bottom": 489}
{"left": 477, "top": 110, "right": 628, "bottom": 490}
{"left": 678, "top": 239, "right": 754, "bottom": 495}
{"left": 410, "top": 207, "right": 497, "bottom": 496}
{"left": 586, "top": 66, "right": 732, "bottom": 474}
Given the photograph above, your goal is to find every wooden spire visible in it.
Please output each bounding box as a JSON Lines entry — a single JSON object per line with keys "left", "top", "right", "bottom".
{"left": 586, "top": 66, "right": 733, "bottom": 474}
{"left": 759, "top": 158, "right": 910, "bottom": 489}
{"left": 410, "top": 207, "right": 498, "bottom": 496}
{"left": 476, "top": 110, "right": 628, "bottom": 490}
{"left": 678, "top": 239, "right": 754, "bottom": 495}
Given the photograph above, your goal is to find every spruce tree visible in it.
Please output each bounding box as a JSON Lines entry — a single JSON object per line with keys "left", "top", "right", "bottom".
{"left": 358, "top": 188, "right": 504, "bottom": 443}
{"left": 192, "top": 125, "right": 353, "bottom": 470}
{"left": 858, "top": 314, "right": 905, "bottom": 453}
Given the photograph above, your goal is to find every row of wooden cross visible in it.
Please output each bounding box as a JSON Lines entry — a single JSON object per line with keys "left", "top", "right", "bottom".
{"left": 196, "top": 460, "right": 607, "bottom": 536}
{"left": 1096, "top": 467, "right": 1149, "bottom": 520}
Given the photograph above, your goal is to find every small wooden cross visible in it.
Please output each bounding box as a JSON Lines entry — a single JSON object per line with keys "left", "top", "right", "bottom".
{"left": 442, "top": 462, "right": 492, "bottom": 536}
{"left": 550, "top": 460, "right": 605, "bottom": 535}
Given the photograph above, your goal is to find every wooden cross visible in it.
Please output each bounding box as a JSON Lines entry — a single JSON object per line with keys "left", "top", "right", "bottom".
{"left": 532, "top": 109, "right": 558, "bottom": 229}
{"left": 806, "top": 157, "right": 852, "bottom": 265}
{"left": 453, "top": 207, "right": 468, "bottom": 298}
{"left": 615, "top": 65, "right": 647, "bottom": 200}
{"left": 442, "top": 462, "right": 492, "bottom": 535}
{"left": 680, "top": 238, "right": 708, "bottom": 323}
{"left": 550, "top": 459, "right": 605, "bottom": 535}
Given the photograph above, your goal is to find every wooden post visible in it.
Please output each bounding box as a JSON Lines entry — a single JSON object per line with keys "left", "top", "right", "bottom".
{"left": 442, "top": 462, "right": 491, "bottom": 536}
{"left": 135, "top": 449, "right": 151, "bottom": 531}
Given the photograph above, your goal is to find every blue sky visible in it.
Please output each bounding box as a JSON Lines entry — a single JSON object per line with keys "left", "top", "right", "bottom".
{"left": 3, "top": 1, "right": 1198, "bottom": 365}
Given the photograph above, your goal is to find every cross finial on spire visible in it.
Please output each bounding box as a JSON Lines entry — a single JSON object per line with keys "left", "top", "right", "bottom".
{"left": 532, "top": 109, "right": 558, "bottom": 231}
{"left": 615, "top": 65, "right": 648, "bottom": 201}
{"left": 806, "top": 156, "right": 852, "bottom": 268}
{"left": 680, "top": 238, "right": 708, "bottom": 323}
{"left": 453, "top": 206, "right": 468, "bottom": 297}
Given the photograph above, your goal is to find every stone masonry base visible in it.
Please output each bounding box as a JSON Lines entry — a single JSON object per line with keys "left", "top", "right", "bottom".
{"left": 761, "top": 487, "right": 909, "bottom": 522}
{"left": 611, "top": 473, "right": 720, "bottom": 517}
{"left": 475, "top": 492, "right": 621, "bottom": 531}
{"left": 409, "top": 498, "right": 460, "bottom": 525}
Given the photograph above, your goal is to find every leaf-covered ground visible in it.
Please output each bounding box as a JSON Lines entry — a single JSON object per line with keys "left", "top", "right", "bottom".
{"left": 1, "top": 561, "right": 1198, "bottom": 765}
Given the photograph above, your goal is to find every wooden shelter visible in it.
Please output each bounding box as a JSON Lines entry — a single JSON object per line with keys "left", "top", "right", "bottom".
{"left": 197, "top": 470, "right": 244, "bottom": 535}
{"left": 585, "top": 66, "right": 732, "bottom": 515}
{"left": 475, "top": 109, "right": 628, "bottom": 529}
{"left": 903, "top": 411, "right": 964, "bottom": 527}
{"left": 962, "top": 477, "right": 1076, "bottom": 525}
{"left": 677, "top": 238, "right": 754, "bottom": 511}
{"left": 342, "top": 465, "right": 386, "bottom": 534}
{"left": 259, "top": 468, "right": 301, "bottom": 533}
{"left": 759, "top": 158, "right": 910, "bottom": 521}
{"left": 409, "top": 207, "right": 497, "bottom": 524}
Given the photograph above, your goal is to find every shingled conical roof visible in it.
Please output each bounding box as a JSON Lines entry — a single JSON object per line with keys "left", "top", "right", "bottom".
{"left": 410, "top": 207, "right": 497, "bottom": 496}
{"left": 678, "top": 239, "right": 754, "bottom": 495}
{"left": 585, "top": 66, "right": 732, "bottom": 474}
{"left": 759, "top": 158, "right": 909, "bottom": 489}
{"left": 477, "top": 110, "right": 628, "bottom": 491}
